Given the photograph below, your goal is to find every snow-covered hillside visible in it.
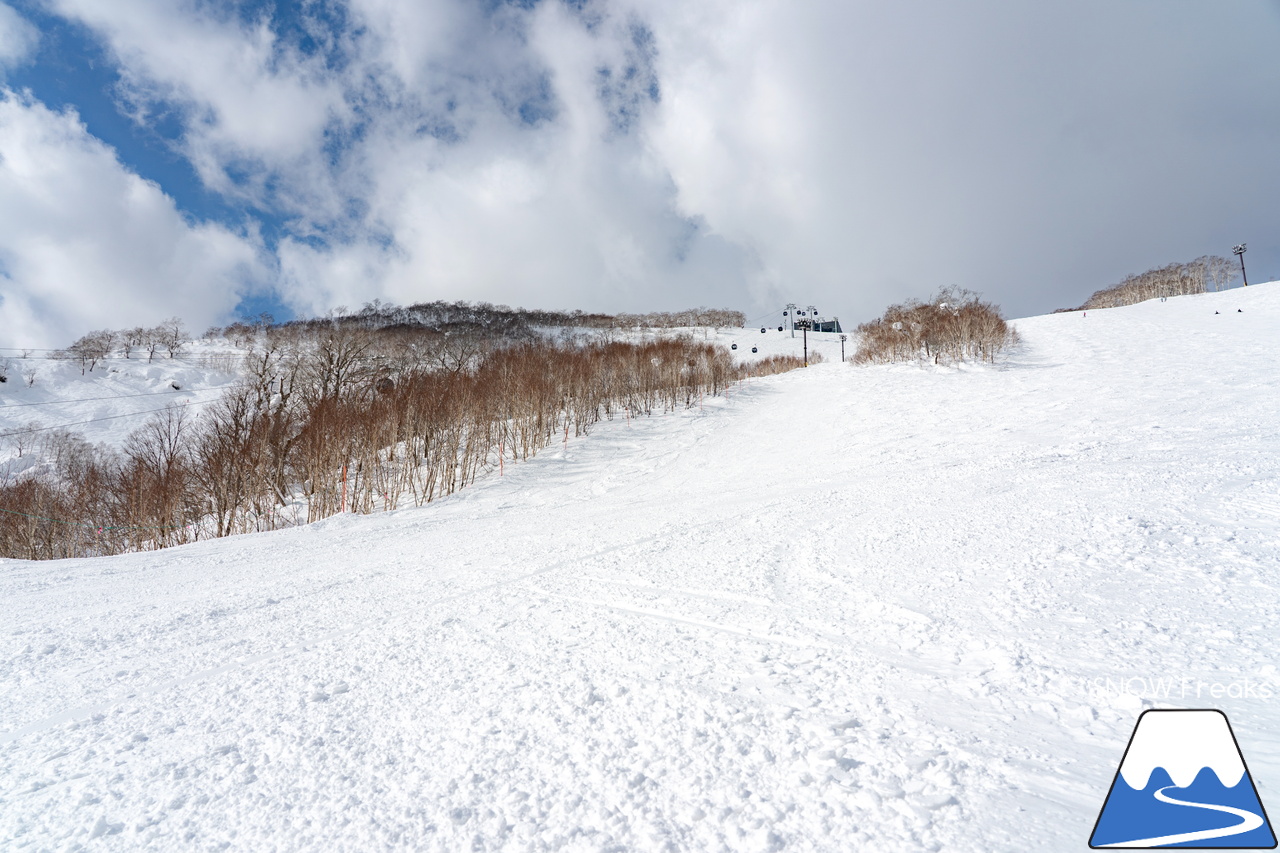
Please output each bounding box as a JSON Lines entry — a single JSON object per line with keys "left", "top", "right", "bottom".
{"left": 0, "top": 345, "right": 242, "bottom": 475}
{"left": 0, "top": 327, "right": 831, "bottom": 462}
{"left": 3, "top": 285, "right": 1279, "bottom": 851}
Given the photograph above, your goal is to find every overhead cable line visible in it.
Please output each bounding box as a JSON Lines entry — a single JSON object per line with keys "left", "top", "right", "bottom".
{"left": 0, "top": 354, "right": 237, "bottom": 363}
{"left": 0, "top": 389, "right": 216, "bottom": 409}
{"left": 743, "top": 307, "right": 787, "bottom": 326}
{"left": 0, "top": 399, "right": 218, "bottom": 439}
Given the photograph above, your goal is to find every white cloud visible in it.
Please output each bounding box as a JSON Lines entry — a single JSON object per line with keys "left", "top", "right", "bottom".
{"left": 0, "top": 2, "right": 38, "bottom": 70}
{"left": 0, "top": 90, "right": 267, "bottom": 347}
{"left": 48, "top": 0, "right": 747, "bottom": 318}
{"left": 48, "top": 0, "right": 349, "bottom": 217}
{"left": 638, "top": 0, "right": 1280, "bottom": 317}
{"left": 262, "top": 1, "right": 753, "bottom": 318}
{"left": 35, "top": 0, "right": 1280, "bottom": 326}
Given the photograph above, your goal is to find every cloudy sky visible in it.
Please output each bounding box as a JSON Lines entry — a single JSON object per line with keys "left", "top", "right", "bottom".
{"left": 0, "top": 0, "right": 1277, "bottom": 347}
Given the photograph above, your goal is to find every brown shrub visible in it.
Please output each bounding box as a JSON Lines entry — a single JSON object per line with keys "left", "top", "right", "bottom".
{"left": 854, "top": 287, "right": 1018, "bottom": 365}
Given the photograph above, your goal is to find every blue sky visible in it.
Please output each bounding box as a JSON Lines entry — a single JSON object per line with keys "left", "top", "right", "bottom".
{"left": 1, "top": 0, "right": 1278, "bottom": 346}
{"left": 4, "top": 4, "right": 289, "bottom": 318}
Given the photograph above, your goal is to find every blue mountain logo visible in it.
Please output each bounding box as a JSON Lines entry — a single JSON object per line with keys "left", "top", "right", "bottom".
{"left": 1091, "top": 709, "right": 1276, "bottom": 848}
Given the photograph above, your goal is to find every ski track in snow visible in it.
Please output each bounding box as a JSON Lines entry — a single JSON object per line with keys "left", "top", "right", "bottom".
{"left": 2, "top": 286, "right": 1280, "bottom": 850}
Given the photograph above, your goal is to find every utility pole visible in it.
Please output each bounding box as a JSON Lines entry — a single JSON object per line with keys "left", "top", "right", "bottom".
{"left": 839, "top": 334, "right": 847, "bottom": 362}
{"left": 785, "top": 303, "right": 797, "bottom": 337}
{"left": 1234, "top": 243, "right": 1248, "bottom": 286}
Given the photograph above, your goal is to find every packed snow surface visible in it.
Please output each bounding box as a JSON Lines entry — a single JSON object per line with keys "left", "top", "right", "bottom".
{"left": 3, "top": 286, "right": 1280, "bottom": 851}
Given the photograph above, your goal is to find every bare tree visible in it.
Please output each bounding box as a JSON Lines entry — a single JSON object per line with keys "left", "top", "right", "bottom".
{"left": 120, "top": 405, "right": 196, "bottom": 548}
{"left": 157, "top": 317, "right": 187, "bottom": 358}
{"left": 190, "top": 385, "right": 266, "bottom": 538}
{"left": 143, "top": 326, "right": 164, "bottom": 362}
{"left": 299, "top": 321, "right": 375, "bottom": 405}
{"left": 65, "top": 330, "right": 117, "bottom": 373}
{"left": 435, "top": 328, "right": 487, "bottom": 374}
{"left": 1205, "top": 255, "right": 1236, "bottom": 292}
{"left": 121, "top": 327, "right": 147, "bottom": 358}
{"left": 6, "top": 421, "right": 43, "bottom": 458}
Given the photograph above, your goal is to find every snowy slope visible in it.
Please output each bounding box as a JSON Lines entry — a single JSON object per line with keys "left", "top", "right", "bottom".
{"left": 0, "top": 345, "right": 241, "bottom": 480}
{"left": 3, "top": 285, "right": 1280, "bottom": 851}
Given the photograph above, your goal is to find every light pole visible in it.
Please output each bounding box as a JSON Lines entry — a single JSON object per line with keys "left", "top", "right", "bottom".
{"left": 839, "top": 334, "right": 847, "bottom": 362}
{"left": 1234, "top": 243, "right": 1248, "bottom": 286}
{"left": 796, "top": 319, "right": 811, "bottom": 366}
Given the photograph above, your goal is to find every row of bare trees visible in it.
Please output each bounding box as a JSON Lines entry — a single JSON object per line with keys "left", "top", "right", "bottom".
{"left": 853, "top": 287, "right": 1019, "bottom": 365}
{"left": 209, "top": 302, "right": 748, "bottom": 345}
{"left": 0, "top": 427, "right": 123, "bottom": 560}
{"left": 612, "top": 307, "right": 748, "bottom": 329}
{"left": 55, "top": 318, "right": 188, "bottom": 373}
{"left": 1071, "top": 256, "right": 1236, "bottom": 311}
{"left": 1, "top": 336, "right": 805, "bottom": 560}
